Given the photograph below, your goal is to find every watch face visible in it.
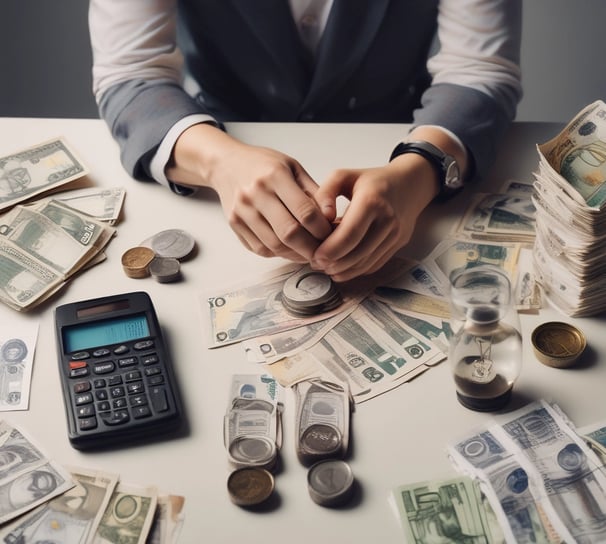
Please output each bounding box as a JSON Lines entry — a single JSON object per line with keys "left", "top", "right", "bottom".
{"left": 444, "top": 159, "right": 462, "bottom": 190}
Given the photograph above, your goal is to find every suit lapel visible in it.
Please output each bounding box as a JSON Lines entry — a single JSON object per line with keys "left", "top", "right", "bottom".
{"left": 301, "top": 0, "right": 391, "bottom": 112}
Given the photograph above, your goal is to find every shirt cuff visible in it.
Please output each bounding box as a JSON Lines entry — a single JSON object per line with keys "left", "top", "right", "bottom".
{"left": 150, "top": 114, "right": 218, "bottom": 194}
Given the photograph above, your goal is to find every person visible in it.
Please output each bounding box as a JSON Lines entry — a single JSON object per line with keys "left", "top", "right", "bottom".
{"left": 89, "top": 0, "right": 522, "bottom": 282}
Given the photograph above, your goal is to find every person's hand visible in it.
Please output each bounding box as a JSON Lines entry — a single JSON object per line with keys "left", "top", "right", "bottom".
{"left": 311, "top": 154, "right": 440, "bottom": 282}
{"left": 166, "top": 124, "right": 333, "bottom": 262}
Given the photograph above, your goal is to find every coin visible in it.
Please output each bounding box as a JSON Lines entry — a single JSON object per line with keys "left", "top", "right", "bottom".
{"left": 300, "top": 423, "right": 342, "bottom": 458}
{"left": 307, "top": 459, "right": 354, "bottom": 507}
{"left": 282, "top": 268, "right": 343, "bottom": 316}
{"left": 531, "top": 321, "right": 586, "bottom": 368}
{"left": 121, "top": 246, "right": 156, "bottom": 278}
{"left": 149, "top": 256, "right": 181, "bottom": 283}
{"left": 228, "top": 435, "right": 277, "bottom": 469}
{"left": 227, "top": 467, "right": 274, "bottom": 507}
{"left": 149, "top": 229, "right": 195, "bottom": 260}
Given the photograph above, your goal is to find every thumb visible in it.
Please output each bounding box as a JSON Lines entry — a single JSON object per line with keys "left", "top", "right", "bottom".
{"left": 315, "top": 169, "right": 357, "bottom": 223}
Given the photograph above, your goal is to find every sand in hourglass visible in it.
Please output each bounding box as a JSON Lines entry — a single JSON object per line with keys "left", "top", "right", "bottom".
{"left": 453, "top": 358, "right": 513, "bottom": 411}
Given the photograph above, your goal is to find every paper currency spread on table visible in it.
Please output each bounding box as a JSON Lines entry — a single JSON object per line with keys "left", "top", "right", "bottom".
{"left": 391, "top": 400, "right": 606, "bottom": 543}
{"left": 0, "top": 138, "right": 126, "bottom": 312}
{"left": 0, "top": 420, "right": 184, "bottom": 543}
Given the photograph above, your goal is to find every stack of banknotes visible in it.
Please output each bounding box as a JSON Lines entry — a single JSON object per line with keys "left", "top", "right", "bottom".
{"left": 533, "top": 100, "right": 606, "bottom": 316}
{"left": 0, "top": 420, "right": 184, "bottom": 544}
{"left": 0, "top": 138, "right": 125, "bottom": 311}
{"left": 391, "top": 400, "right": 606, "bottom": 543}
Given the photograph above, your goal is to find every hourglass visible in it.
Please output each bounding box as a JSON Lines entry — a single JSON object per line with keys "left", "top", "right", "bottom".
{"left": 448, "top": 265, "right": 522, "bottom": 411}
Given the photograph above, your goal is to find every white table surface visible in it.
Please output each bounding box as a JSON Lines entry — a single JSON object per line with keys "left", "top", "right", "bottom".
{"left": 1, "top": 117, "right": 605, "bottom": 543}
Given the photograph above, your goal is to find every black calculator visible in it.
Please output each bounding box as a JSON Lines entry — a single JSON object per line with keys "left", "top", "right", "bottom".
{"left": 54, "top": 291, "right": 183, "bottom": 449}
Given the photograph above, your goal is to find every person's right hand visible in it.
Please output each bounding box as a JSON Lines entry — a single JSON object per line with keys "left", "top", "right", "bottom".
{"left": 166, "top": 123, "right": 333, "bottom": 262}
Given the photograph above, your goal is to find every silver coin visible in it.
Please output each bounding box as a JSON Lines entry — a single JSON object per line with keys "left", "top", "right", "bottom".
{"left": 149, "top": 229, "right": 195, "bottom": 260}
{"left": 300, "top": 423, "right": 342, "bottom": 457}
{"left": 307, "top": 459, "right": 354, "bottom": 507}
{"left": 283, "top": 271, "right": 333, "bottom": 303}
{"left": 228, "top": 435, "right": 277, "bottom": 468}
{"left": 149, "top": 257, "right": 181, "bottom": 283}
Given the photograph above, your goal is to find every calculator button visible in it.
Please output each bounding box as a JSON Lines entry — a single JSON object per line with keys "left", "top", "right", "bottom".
{"left": 75, "top": 393, "right": 93, "bottom": 405}
{"left": 76, "top": 405, "right": 95, "bottom": 418}
{"left": 144, "top": 367, "right": 161, "bottom": 377}
{"left": 113, "top": 345, "right": 129, "bottom": 355}
{"left": 97, "top": 401, "right": 111, "bottom": 412}
{"left": 69, "top": 367, "right": 90, "bottom": 378}
{"left": 94, "top": 361, "right": 116, "bottom": 374}
{"left": 93, "top": 348, "right": 111, "bottom": 357}
{"left": 133, "top": 406, "right": 152, "bottom": 419}
{"left": 125, "top": 371, "right": 142, "bottom": 382}
{"left": 150, "top": 386, "right": 168, "bottom": 412}
{"left": 95, "top": 390, "right": 109, "bottom": 401}
{"left": 127, "top": 382, "right": 145, "bottom": 395}
{"left": 100, "top": 410, "right": 130, "bottom": 426}
{"left": 113, "top": 398, "right": 127, "bottom": 409}
{"left": 93, "top": 378, "right": 107, "bottom": 388}
{"left": 118, "top": 357, "right": 138, "bottom": 368}
{"left": 79, "top": 417, "right": 97, "bottom": 430}
{"left": 108, "top": 375, "right": 123, "bottom": 386}
{"left": 70, "top": 351, "right": 90, "bottom": 360}
{"left": 134, "top": 340, "right": 155, "bottom": 350}
{"left": 148, "top": 375, "right": 165, "bottom": 386}
{"left": 130, "top": 395, "right": 148, "bottom": 407}
{"left": 73, "top": 381, "right": 91, "bottom": 394}
{"left": 141, "top": 354, "right": 158, "bottom": 365}
{"left": 110, "top": 386, "right": 125, "bottom": 398}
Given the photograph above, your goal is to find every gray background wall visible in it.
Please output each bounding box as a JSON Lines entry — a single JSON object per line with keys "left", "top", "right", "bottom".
{"left": 0, "top": 1, "right": 604, "bottom": 122}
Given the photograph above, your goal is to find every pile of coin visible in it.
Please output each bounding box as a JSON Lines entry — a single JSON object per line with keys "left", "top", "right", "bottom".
{"left": 281, "top": 268, "right": 342, "bottom": 316}
{"left": 121, "top": 229, "right": 195, "bottom": 283}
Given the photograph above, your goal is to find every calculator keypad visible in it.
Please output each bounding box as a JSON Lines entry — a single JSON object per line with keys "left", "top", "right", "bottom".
{"left": 68, "top": 339, "right": 169, "bottom": 433}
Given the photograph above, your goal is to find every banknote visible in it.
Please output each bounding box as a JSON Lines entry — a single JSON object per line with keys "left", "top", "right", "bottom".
{"left": 0, "top": 138, "right": 88, "bottom": 211}
{"left": 390, "top": 475, "right": 504, "bottom": 544}
{"left": 500, "top": 401, "right": 606, "bottom": 543}
{"left": 448, "top": 427, "right": 560, "bottom": 544}
{"left": 49, "top": 186, "right": 126, "bottom": 224}
{"left": 453, "top": 192, "right": 536, "bottom": 243}
{"left": 92, "top": 483, "right": 158, "bottom": 544}
{"left": 0, "top": 466, "right": 119, "bottom": 544}
{"left": 578, "top": 420, "right": 606, "bottom": 465}
{"left": 0, "top": 199, "right": 116, "bottom": 311}
{"left": 205, "top": 259, "right": 408, "bottom": 348}
{"left": 264, "top": 297, "right": 445, "bottom": 403}
{"left": 0, "top": 313, "right": 38, "bottom": 410}
{"left": 538, "top": 99, "right": 606, "bottom": 209}
{"left": 146, "top": 494, "right": 185, "bottom": 544}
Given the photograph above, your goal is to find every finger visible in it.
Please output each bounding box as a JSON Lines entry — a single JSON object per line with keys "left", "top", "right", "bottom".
{"left": 279, "top": 163, "right": 334, "bottom": 240}
{"left": 314, "top": 169, "right": 359, "bottom": 220}
{"left": 230, "top": 205, "right": 308, "bottom": 262}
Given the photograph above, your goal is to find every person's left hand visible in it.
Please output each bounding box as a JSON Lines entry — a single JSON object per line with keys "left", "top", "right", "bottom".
{"left": 311, "top": 154, "right": 439, "bottom": 282}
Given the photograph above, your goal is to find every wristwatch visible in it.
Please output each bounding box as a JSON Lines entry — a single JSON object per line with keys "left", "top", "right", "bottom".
{"left": 389, "top": 140, "right": 463, "bottom": 201}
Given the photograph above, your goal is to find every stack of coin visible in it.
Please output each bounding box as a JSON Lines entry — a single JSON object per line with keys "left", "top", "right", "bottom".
{"left": 121, "top": 229, "right": 196, "bottom": 282}
{"left": 307, "top": 459, "right": 355, "bottom": 507}
{"left": 282, "top": 269, "right": 342, "bottom": 316}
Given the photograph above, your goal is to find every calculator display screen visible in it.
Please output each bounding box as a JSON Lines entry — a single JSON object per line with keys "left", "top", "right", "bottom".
{"left": 63, "top": 314, "right": 150, "bottom": 352}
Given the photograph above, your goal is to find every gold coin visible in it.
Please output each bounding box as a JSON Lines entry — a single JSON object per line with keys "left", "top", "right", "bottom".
{"left": 121, "top": 246, "right": 156, "bottom": 278}
{"left": 227, "top": 467, "right": 274, "bottom": 507}
{"left": 531, "top": 321, "right": 586, "bottom": 368}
